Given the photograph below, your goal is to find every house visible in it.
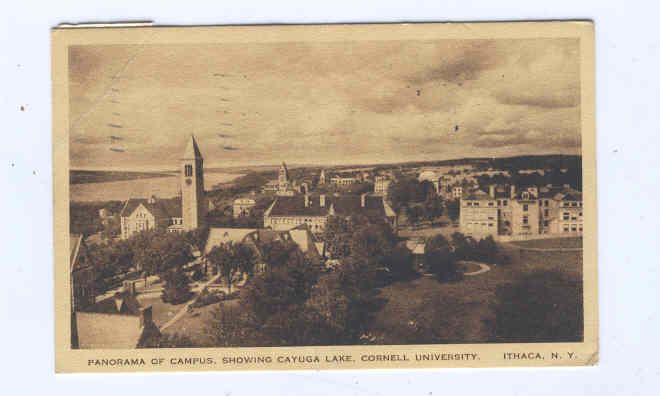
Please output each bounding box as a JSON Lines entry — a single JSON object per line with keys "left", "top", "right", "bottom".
{"left": 119, "top": 196, "right": 183, "bottom": 239}
{"left": 72, "top": 281, "right": 160, "bottom": 349}
{"left": 233, "top": 198, "right": 256, "bottom": 218}
{"left": 263, "top": 193, "right": 397, "bottom": 234}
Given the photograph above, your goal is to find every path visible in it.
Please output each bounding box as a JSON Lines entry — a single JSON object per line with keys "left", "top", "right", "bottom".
{"left": 159, "top": 272, "right": 222, "bottom": 332}
{"left": 461, "top": 261, "right": 491, "bottom": 276}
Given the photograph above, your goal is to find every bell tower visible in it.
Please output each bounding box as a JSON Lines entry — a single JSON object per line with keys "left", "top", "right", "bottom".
{"left": 181, "top": 135, "right": 205, "bottom": 231}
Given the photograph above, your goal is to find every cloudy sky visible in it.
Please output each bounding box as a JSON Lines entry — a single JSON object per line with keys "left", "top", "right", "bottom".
{"left": 69, "top": 38, "right": 581, "bottom": 171}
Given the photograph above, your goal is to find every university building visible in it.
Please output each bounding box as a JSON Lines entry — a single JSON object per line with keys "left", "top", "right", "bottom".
{"left": 119, "top": 135, "right": 206, "bottom": 239}
{"left": 459, "top": 184, "right": 583, "bottom": 239}
{"left": 263, "top": 193, "right": 397, "bottom": 234}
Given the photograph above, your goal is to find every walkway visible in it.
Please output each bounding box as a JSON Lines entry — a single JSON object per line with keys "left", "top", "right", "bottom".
{"left": 159, "top": 272, "right": 222, "bottom": 332}
{"left": 461, "top": 261, "right": 491, "bottom": 276}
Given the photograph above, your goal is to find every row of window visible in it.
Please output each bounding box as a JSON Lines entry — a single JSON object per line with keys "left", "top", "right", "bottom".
{"left": 563, "top": 224, "right": 583, "bottom": 232}
{"left": 562, "top": 212, "right": 583, "bottom": 221}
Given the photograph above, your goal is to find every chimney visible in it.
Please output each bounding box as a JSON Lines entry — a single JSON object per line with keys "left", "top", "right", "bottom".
{"left": 139, "top": 306, "right": 153, "bottom": 328}
{"left": 361, "top": 193, "right": 367, "bottom": 208}
{"left": 123, "top": 280, "right": 136, "bottom": 296}
{"left": 148, "top": 195, "right": 156, "bottom": 204}
{"left": 489, "top": 185, "right": 495, "bottom": 198}
{"left": 320, "top": 194, "right": 326, "bottom": 207}
{"left": 510, "top": 185, "right": 516, "bottom": 199}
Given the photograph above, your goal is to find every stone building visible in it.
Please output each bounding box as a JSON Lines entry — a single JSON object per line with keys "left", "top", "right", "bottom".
{"left": 374, "top": 175, "right": 392, "bottom": 197}
{"left": 459, "top": 184, "right": 583, "bottom": 239}
{"left": 263, "top": 193, "right": 397, "bottom": 234}
{"left": 119, "top": 135, "right": 205, "bottom": 239}
{"left": 233, "top": 197, "right": 257, "bottom": 218}
{"left": 181, "top": 134, "right": 206, "bottom": 230}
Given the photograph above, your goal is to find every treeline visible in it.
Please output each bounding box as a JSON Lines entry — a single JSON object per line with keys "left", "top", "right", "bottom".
{"left": 70, "top": 200, "right": 124, "bottom": 237}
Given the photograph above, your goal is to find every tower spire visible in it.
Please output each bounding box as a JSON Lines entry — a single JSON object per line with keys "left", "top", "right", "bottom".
{"left": 183, "top": 134, "right": 203, "bottom": 160}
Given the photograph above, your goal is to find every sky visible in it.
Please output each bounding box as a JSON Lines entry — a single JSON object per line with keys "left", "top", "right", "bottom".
{"left": 68, "top": 38, "right": 581, "bottom": 171}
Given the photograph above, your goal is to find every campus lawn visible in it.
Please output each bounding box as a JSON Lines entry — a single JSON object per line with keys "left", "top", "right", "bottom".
{"left": 136, "top": 294, "right": 188, "bottom": 328}
{"left": 509, "top": 236, "right": 583, "bottom": 249}
{"left": 369, "top": 246, "right": 583, "bottom": 344}
{"left": 162, "top": 299, "right": 240, "bottom": 346}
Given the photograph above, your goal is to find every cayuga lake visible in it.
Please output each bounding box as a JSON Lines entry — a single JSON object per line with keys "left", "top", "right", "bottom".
{"left": 70, "top": 172, "right": 243, "bottom": 202}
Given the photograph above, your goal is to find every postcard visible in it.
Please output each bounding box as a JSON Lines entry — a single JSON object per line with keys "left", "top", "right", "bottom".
{"left": 52, "top": 21, "right": 597, "bottom": 372}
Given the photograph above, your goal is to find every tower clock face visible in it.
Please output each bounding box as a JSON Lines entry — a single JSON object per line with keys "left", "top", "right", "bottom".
{"left": 185, "top": 178, "right": 192, "bottom": 185}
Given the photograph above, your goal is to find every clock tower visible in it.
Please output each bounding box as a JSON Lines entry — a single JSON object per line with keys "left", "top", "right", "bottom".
{"left": 181, "top": 134, "right": 205, "bottom": 231}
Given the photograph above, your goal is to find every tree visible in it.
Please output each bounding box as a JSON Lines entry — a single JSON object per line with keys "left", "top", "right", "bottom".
{"left": 489, "top": 271, "right": 583, "bottom": 342}
{"left": 259, "top": 239, "right": 299, "bottom": 271}
{"left": 161, "top": 267, "right": 193, "bottom": 304}
{"left": 424, "top": 235, "right": 461, "bottom": 282}
{"left": 451, "top": 232, "right": 478, "bottom": 261}
{"left": 446, "top": 199, "right": 460, "bottom": 223}
{"left": 405, "top": 205, "right": 424, "bottom": 225}
{"left": 323, "top": 215, "right": 354, "bottom": 259}
{"left": 384, "top": 245, "right": 415, "bottom": 281}
{"left": 206, "top": 242, "right": 256, "bottom": 292}
{"left": 387, "top": 177, "right": 426, "bottom": 210}
{"left": 422, "top": 195, "right": 444, "bottom": 220}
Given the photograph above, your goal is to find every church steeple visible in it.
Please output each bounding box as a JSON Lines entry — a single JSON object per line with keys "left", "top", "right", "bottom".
{"left": 181, "top": 135, "right": 205, "bottom": 230}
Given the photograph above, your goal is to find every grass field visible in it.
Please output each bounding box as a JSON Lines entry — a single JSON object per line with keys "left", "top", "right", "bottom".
{"left": 162, "top": 299, "right": 240, "bottom": 346}
{"left": 509, "top": 236, "right": 583, "bottom": 249}
{"left": 369, "top": 244, "right": 583, "bottom": 344}
{"left": 136, "top": 295, "right": 187, "bottom": 328}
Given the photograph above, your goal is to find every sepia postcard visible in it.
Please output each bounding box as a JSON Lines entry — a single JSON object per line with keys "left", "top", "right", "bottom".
{"left": 52, "top": 22, "right": 597, "bottom": 373}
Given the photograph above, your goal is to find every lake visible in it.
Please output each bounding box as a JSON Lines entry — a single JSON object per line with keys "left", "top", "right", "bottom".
{"left": 70, "top": 173, "right": 243, "bottom": 202}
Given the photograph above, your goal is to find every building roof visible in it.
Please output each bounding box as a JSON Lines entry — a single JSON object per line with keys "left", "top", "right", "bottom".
{"left": 183, "top": 134, "right": 203, "bottom": 160}
{"left": 74, "top": 290, "right": 159, "bottom": 349}
{"left": 119, "top": 197, "right": 182, "bottom": 219}
{"left": 266, "top": 194, "right": 392, "bottom": 219}
{"left": 204, "top": 227, "right": 257, "bottom": 254}
{"left": 75, "top": 312, "right": 144, "bottom": 349}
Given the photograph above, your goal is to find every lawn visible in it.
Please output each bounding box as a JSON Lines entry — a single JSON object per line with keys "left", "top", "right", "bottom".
{"left": 136, "top": 294, "right": 187, "bottom": 328}
{"left": 162, "top": 299, "right": 240, "bottom": 346}
{"left": 369, "top": 246, "right": 583, "bottom": 344}
{"left": 509, "top": 236, "right": 583, "bottom": 249}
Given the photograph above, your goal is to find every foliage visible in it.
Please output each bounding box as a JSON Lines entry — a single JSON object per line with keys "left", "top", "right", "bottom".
{"left": 424, "top": 235, "right": 461, "bottom": 282}
{"left": 161, "top": 267, "right": 193, "bottom": 304}
{"left": 323, "top": 216, "right": 354, "bottom": 259}
{"left": 383, "top": 245, "right": 416, "bottom": 281}
{"left": 387, "top": 176, "right": 429, "bottom": 210}
{"left": 446, "top": 199, "right": 460, "bottom": 222}
{"left": 206, "top": 242, "right": 256, "bottom": 292}
{"left": 489, "top": 270, "right": 583, "bottom": 342}
{"left": 132, "top": 231, "right": 193, "bottom": 276}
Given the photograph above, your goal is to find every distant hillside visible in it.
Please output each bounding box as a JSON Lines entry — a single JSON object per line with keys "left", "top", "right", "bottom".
{"left": 70, "top": 170, "right": 174, "bottom": 185}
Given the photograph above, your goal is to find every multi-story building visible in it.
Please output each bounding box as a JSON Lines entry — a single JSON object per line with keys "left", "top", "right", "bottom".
{"left": 460, "top": 184, "right": 583, "bottom": 239}
{"left": 374, "top": 175, "right": 392, "bottom": 197}
{"left": 264, "top": 193, "right": 397, "bottom": 234}
{"left": 232, "top": 198, "right": 256, "bottom": 218}
{"left": 120, "top": 135, "right": 205, "bottom": 239}
{"left": 330, "top": 175, "right": 359, "bottom": 186}
{"left": 418, "top": 170, "right": 440, "bottom": 194}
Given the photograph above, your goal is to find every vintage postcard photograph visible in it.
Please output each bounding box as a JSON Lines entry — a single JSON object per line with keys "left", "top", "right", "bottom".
{"left": 52, "top": 22, "right": 597, "bottom": 372}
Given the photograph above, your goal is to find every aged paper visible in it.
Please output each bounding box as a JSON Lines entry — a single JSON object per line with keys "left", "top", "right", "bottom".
{"left": 52, "top": 22, "right": 597, "bottom": 373}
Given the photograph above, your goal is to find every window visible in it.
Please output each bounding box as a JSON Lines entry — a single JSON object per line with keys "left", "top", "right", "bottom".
{"left": 579, "top": 212, "right": 583, "bottom": 217}
{"left": 544, "top": 209, "right": 549, "bottom": 217}
{"left": 523, "top": 204, "right": 529, "bottom": 212}
{"left": 474, "top": 202, "right": 479, "bottom": 207}
{"left": 488, "top": 202, "right": 494, "bottom": 207}
{"left": 563, "top": 212, "right": 570, "bottom": 220}
{"left": 571, "top": 202, "right": 577, "bottom": 207}
{"left": 571, "top": 224, "right": 577, "bottom": 232}
{"left": 185, "top": 164, "right": 193, "bottom": 177}
{"left": 522, "top": 215, "right": 529, "bottom": 225}
{"left": 563, "top": 225, "right": 569, "bottom": 232}
{"left": 543, "top": 220, "right": 549, "bottom": 227}
{"left": 503, "top": 200, "right": 508, "bottom": 206}
{"left": 544, "top": 200, "right": 549, "bottom": 207}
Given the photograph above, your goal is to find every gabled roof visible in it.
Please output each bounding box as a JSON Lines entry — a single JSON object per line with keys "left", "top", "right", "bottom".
{"left": 119, "top": 198, "right": 182, "bottom": 219}
{"left": 182, "top": 134, "right": 203, "bottom": 160}
{"left": 266, "top": 194, "right": 390, "bottom": 219}
{"left": 204, "top": 227, "right": 257, "bottom": 254}
{"left": 75, "top": 312, "right": 145, "bottom": 349}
